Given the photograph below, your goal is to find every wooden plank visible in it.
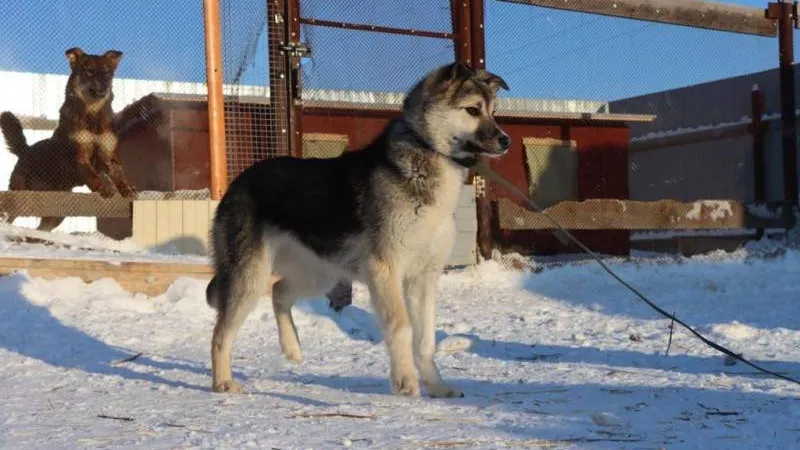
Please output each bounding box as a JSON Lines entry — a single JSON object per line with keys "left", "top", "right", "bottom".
{"left": 0, "top": 191, "right": 131, "bottom": 218}
{"left": 0, "top": 257, "right": 279, "bottom": 297}
{"left": 501, "top": 0, "right": 777, "bottom": 37}
{"left": 496, "top": 198, "right": 793, "bottom": 230}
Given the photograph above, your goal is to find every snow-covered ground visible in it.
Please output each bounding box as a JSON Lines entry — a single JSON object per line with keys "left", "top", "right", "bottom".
{"left": 1, "top": 233, "right": 799, "bottom": 449}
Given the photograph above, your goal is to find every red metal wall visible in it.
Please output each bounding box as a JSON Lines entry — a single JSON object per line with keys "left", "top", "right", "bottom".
{"left": 302, "top": 109, "right": 632, "bottom": 256}
{"left": 486, "top": 119, "right": 630, "bottom": 256}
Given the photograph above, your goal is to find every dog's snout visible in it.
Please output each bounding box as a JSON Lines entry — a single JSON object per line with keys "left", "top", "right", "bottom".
{"left": 498, "top": 133, "right": 510, "bottom": 150}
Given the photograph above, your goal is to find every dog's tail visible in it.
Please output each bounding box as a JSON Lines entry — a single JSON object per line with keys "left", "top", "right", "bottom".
{"left": 0, "top": 112, "right": 29, "bottom": 156}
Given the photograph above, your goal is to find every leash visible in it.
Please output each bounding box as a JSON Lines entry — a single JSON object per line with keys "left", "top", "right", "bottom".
{"left": 459, "top": 157, "right": 800, "bottom": 386}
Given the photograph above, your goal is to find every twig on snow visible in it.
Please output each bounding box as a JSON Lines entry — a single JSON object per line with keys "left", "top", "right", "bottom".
{"left": 286, "top": 412, "right": 376, "bottom": 420}
{"left": 697, "top": 402, "right": 740, "bottom": 417}
{"left": 112, "top": 352, "right": 144, "bottom": 366}
{"left": 164, "top": 423, "right": 211, "bottom": 433}
{"left": 665, "top": 311, "right": 676, "bottom": 356}
{"left": 97, "top": 414, "right": 134, "bottom": 422}
{"left": 515, "top": 353, "right": 562, "bottom": 361}
{"left": 112, "top": 352, "right": 143, "bottom": 366}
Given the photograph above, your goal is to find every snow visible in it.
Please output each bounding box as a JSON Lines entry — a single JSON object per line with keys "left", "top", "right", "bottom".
{"left": 1, "top": 241, "right": 800, "bottom": 449}
{"left": 685, "top": 200, "right": 733, "bottom": 221}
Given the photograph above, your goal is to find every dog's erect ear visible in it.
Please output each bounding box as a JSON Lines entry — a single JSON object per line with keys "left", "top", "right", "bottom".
{"left": 65, "top": 47, "right": 86, "bottom": 67}
{"left": 476, "top": 69, "right": 510, "bottom": 92}
{"left": 448, "top": 61, "right": 474, "bottom": 82}
{"left": 432, "top": 61, "right": 475, "bottom": 92}
{"left": 103, "top": 50, "right": 123, "bottom": 67}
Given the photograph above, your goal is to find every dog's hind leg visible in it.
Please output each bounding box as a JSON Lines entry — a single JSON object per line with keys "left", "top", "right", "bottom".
{"left": 37, "top": 217, "right": 65, "bottom": 232}
{"left": 368, "top": 259, "right": 419, "bottom": 397}
{"left": 271, "top": 271, "right": 337, "bottom": 363}
{"left": 210, "top": 246, "right": 272, "bottom": 394}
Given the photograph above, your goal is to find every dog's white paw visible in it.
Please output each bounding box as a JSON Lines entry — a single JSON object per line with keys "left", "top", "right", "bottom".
{"left": 282, "top": 348, "right": 304, "bottom": 364}
{"left": 212, "top": 380, "right": 244, "bottom": 394}
{"left": 391, "top": 374, "right": 420, "bottom": 397}
{"left": 427, "top": 383, "right": 463, "bottom": 399}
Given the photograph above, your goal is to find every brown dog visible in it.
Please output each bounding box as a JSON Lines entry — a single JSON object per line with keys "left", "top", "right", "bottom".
{"left": 0, "top": 47, "right": 136, "bottom": 231}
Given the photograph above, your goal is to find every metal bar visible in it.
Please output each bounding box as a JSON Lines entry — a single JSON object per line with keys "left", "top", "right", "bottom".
{"left": 767, "top": 2, "right": 799, "bottom": 213}
{"left": 268, "top": 0, "right": 290, "bottom": 157}
{"left": 298, "top": 17, "right": 454, "bottom": 40}
{"left": 288, "top": 0, "right": 303, "bottom": 157}
{"left": 468, "top": 0, "right": 494, "bottom": 261}
{"left": 751, "top": 86, "right": 767, "bottom": 240}
{"left": 451, "top": 0, "right": 472, "bottom": 65}
{"left": 501, "top": 0, "right": 777, "bottom": 37}
{"left": 629, "top": 122, "right": 751, "bottom": 153}
{"left": 202, "top": 0, "right": 228, "bottom": 200}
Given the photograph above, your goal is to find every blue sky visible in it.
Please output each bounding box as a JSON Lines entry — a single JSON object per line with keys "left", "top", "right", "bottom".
{"left": 0, "top": 0, "right": 790, "bottom": 101}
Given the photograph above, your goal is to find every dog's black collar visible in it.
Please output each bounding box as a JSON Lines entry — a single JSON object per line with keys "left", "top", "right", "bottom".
{"left": 399, "top": 119, "right": 479, "bottom": 169}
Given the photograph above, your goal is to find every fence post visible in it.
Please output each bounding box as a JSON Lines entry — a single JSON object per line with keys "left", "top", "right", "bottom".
{"left": 453, "top": 0, "right": 496, "bottom": 261}
{"left": 469, "top": 0, "right": 495, "bottom": 261}
{"left": 766, "top": 1, "right": 799, "bottom": 219}
{"left": 203, "top": 0, "right": 228, "bottom": 200}
{"left": 751, "top": 86, "right": 767, "bottom": 240}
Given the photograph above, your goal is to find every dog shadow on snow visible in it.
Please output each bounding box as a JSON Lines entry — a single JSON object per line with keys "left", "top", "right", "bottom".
{"left": 301, "top": 296, "right": 800, "bottom": 383}
{"left": 0, "top": 273, "right": 221, "bottom": 392}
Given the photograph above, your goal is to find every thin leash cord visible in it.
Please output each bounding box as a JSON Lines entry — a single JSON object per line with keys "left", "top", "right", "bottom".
{"left": 470, "top": 161, "right": 800, "bottom": 385}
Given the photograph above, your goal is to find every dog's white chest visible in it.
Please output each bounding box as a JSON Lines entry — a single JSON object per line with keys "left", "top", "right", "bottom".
{"left": 71, "top": 130, "right": 118, "bottom": 154}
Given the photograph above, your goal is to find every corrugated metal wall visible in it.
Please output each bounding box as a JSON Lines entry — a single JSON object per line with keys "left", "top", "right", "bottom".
{"left": 610, "top": 64, "right": 800, "bottom": 204}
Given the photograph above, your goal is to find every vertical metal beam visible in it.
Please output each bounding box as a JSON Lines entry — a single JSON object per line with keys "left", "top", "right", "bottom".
{"left": 286, "top": 0, "right": 303, "bottom": 157}
{"left": 767, "top": 1, "right": 799, "bottom": 214}
{"left": 467, "top": 0, "right": 495, "bottom": 261}
{"left": 451, "top": 0, "right": 472, "bottom": 66}
{"left": 202, "top": 0, "right": 228, "bottom": 200}
{"left": 751, "top": 86, "right": 766, "bottom": 240}
{"left": 267, "top": 0, "right": 290, "bottom": 157}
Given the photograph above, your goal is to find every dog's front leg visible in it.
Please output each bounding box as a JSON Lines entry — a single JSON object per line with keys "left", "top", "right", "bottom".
{"left": 75, "top": 144, "right": 113, "bottom": 197}
{"left": 96, "top": 134, "right": 136, "bottom": 198}
{"left": 100, "top": 153, "right": 136, "bottom": 198}
{"left": 367, "top": 259, "right": 419, "bottom": 397}
{"left": 406, "top": 271, "right": 462, "bottom": 398}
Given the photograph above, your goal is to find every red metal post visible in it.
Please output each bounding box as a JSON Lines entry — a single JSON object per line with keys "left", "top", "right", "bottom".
{"left": 467, "top": 0, "right": 496, "bottom": 261}
{"left": 267, "top": 0, "right": 290, "bottom": 158}
{"left": 288, "top": 0, "right": 303, "bottom": 157}
{"left": 766, "top": 1, "right": 799, "bottom": 214}
{"left": 451, "top": 0, "right": 472, "bottom": 66}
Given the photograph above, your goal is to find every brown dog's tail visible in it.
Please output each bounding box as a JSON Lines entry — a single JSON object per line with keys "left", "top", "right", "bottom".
{"left": 0, "top": 112, "right": 29, "bottom": 156}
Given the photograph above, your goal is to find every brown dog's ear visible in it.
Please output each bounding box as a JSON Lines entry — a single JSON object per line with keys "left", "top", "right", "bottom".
{"left": 476, "top": 69, "right": 510, "bottom": 92}
{"left": 103, "top": 50, "right": 123, "bottom": 67}
{"left": 65, "top": 47, "right": 86, "bottom": 67}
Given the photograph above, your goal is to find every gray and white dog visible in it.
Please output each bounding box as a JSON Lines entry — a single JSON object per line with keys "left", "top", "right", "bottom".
{"left": 206, "top": 61, "right": 510, "bottom": 398}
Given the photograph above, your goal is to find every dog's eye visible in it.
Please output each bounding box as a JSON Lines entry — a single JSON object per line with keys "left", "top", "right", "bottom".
{"left": 465, "top": 107, "right": 481, "bottom": 117}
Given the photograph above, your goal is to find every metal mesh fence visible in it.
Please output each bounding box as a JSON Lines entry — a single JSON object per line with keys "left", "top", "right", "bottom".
{"left": 220, "top": 0, "right": 276, "bottom": 180}
{"left": 299, "top": 1, "right": 454, "bottom": 102}
{"left": 0, "top": 0, "right": 210, "bottom": 237}
{"left": 481, "top": 0, "right": 794, "bottom": 269}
